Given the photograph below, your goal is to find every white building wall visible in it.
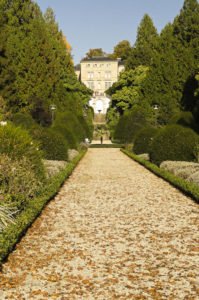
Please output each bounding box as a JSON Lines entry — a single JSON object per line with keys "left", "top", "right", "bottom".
{"left": 80, "top": 58, "right": 124, "bottom": 114}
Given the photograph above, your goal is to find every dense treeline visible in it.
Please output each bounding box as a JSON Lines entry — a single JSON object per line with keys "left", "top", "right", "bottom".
{"left": 0, "top": 0, "right": 93, "bottom": 230}
{"left": 107, "top": 0, "right": 199, "bottom": 142}
{"left": 0, "top": 0, "right": 93, "bottom": 133}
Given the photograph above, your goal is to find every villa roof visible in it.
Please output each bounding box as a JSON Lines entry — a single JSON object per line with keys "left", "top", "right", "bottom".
{"left": 81, "top": 56, "right": 119, "bottom": 62}
{"left": 74, "top": 64, "right": 81, "bottom": 70}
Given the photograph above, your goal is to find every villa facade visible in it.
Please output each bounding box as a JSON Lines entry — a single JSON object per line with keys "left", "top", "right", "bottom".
{"left": 75, "top": 57, "right": 124, "bottom": 114}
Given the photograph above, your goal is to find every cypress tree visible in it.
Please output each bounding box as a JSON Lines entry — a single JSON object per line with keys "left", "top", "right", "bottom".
{"left": 173, "top": 0, "right": 199, "bottom": 117}
{"left": 126, "top": 14, "right": 159, "bottom": 69}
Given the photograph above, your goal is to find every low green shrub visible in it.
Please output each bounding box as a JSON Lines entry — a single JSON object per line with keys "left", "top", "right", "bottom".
{"left": 0, "top": 154, "right": 42, "bottom": 209}
{"left": 133, "top": 127, "right": 158, "bottom": 154}
{"left": 114, "top": 107, "right": 148, "bottom": 143}
{"left": 0, "top": 124, "right": 45, "bottom": 181}
{"left": 11, "top": 112, "right": 38, "bottom": 131}
{"left": 150, "top": 125, "right": 199, "bottom": 166}
{"left": 53, "top": 124, "right": 78, "bottom": 149}
{"left": 53, "top": 112, "right": 86, "bottom": 147}
{"left": 37, "top": 129, "right": 69, "bottom": 161}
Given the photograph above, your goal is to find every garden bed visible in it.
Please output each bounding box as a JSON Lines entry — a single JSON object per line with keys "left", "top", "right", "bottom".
{"left": 121, "top": 149, "right": 199, "bottom": 204}
{"left": 0, "top": 150, "right": 86, "bottom": 265}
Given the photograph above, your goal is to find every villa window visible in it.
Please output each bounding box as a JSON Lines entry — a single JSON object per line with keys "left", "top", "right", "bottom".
{"left": 105, "top": 71, "right": 111, "bottom": 79}
{"left": 88, "top": 81, "right": 94, "bottom": 90}
{"left": 88, "top": 72, "right": 94, "bottom": 79}
{"left": 105, "top": 82, "right": 112, "bottom": 89}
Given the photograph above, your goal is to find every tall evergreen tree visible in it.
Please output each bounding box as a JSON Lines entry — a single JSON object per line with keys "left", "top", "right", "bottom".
{"left": 174, "top": 0, "right": 199, "bottom": 51}
{"left": 0, "top": 1, "right": 91, "bottom": 125}
{"left": 126, "top": 14, "right": 159, "bottom": 69}
{"left": 142, "top": 21, "right": 196, "bottom": 124}
{"left": 173, "top": 0, "right": 199, "bottom": 116}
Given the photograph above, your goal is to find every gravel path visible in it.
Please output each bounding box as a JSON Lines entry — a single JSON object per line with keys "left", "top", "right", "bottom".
{"left": 0, "top": 149, "right": 199, "bottom": 299}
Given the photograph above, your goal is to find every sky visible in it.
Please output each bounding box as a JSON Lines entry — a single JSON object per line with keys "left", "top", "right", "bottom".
{"left": 35, "top": 0, "right": 185, "bottom": 64}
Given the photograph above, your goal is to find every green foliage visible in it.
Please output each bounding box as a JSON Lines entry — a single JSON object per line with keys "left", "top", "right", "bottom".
{"left": 0, "top": 124, "right": 45, "bottom": 180}
{"left": 77, "top": 115, "right": 93, "bottom": 140}
{"left": 11, "top": 112, "right": 39, "bottom": 131}
{"left": 150, "top": 125, "right": 199, "bottom": 165}
{"left": 0, "top": 154, "right": 42, "bottom": 209}
{"left": 106, "top": 107, "right": 120, "bottom": 138}
{"left": 114, "top": 107, "right": 148, "bottom": 143}
{"left": 0, "top": 1, "right": 91, "bottom": 130}
{"left": 52, "top": 112, "right": 80, "bottom": 149}
{"left": 126, "top": 14, "right": 159, "bottom": 69}
{"left": 122, "top": 149, "right": 199, "bottom": 204}
{"left": 110, "top": 40, "right": 132, "bottom": 61}
{"left": 86, "top": 48, "right": 106, "bottom": 58}
{"left": 173, "top": 0, "right": 199, "bottom": 52}
{"left": 133, "top": 127, "right": 158, "bottom": 154}
{"left": 0, "top": 150, "right": 87, "bottom": 264}
{"left": 37, "top": 129, "right": 69, "bottom": 161}
{"left": 107, "top": 66, "right": 149, "bottom": 115}
{"left": 169, "top": 111, "right": 198, "bottom": 131}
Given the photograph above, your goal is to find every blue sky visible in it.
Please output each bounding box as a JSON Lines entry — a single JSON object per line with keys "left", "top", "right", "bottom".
{"left": 36, "top": 0, "right": 185, "bottom": 64}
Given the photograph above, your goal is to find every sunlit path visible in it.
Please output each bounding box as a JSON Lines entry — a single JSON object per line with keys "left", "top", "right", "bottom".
{"left": 0, "top": 149, "right": 198, "bottom": 299}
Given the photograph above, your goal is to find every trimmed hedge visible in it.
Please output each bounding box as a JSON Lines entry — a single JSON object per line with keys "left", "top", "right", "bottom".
{"left": 52, "top": 112, "right": 86, "bottom": 148}
{"left": 114, "top": 107, "right": 148, "bottom": 143}
{"left": 0, "top": 154, "right": 42, "bottom": 210}
{"left": 0, "top": 124, "right": 45, "bottom": 181}
{"left": 133, "top": 127, "right": 158, "bottom": 154}
{"left": 0, "top": 150, "right": 86, "bottom": 264}
{"left": 89, "top": 143, "right": 123, "bottom": 148}
{"left": 37, "top": 129, "right": 69, "bottom": 161}
{"left": 121, "top": 149, "right": 199, "bottom": 204}
{"left": 150, "top": 125, "right": 199, "bottom": 166}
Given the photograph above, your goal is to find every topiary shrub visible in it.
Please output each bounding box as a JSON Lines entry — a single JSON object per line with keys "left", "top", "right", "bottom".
{"left": 133, "top": 127, "right": 158, "bottom": 155}
{"left": 55, "top": 112, "right": 85, "bottom": 140}
{"left": 150, "top": 125, "right": 199, "bottom": 166}
{"left": 114, "top": 107, "right": 148, "bottom": 143}
{"left": 52, "top": 124, "right": 78, "bottom": 149}
{"left": 0, "top": 124, "right": 45, "bottom": 181}
{"left": 77, "top": 115, "right": 93, "bottom": 140}
{"left": 52, "top": 112, "right": 83, "bottom": 149}
{"left": 37, "top": 129, "right": 69, "bottom": 161}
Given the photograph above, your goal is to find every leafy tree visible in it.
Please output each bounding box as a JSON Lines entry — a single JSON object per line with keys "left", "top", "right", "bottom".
{"left": 107, "top": 66, "right": 149, "bottom": 113}
{"left": 85, "top": 48, "right": 106, "bottom": 58}
{"left": 173, "top": 0, "right": 199, "bottom": 120}
{"left": 110, "top": 40, "right": 132, "bottom": 61}
{"left": 0, "top": 0, "right": 92, "bottom": 133}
